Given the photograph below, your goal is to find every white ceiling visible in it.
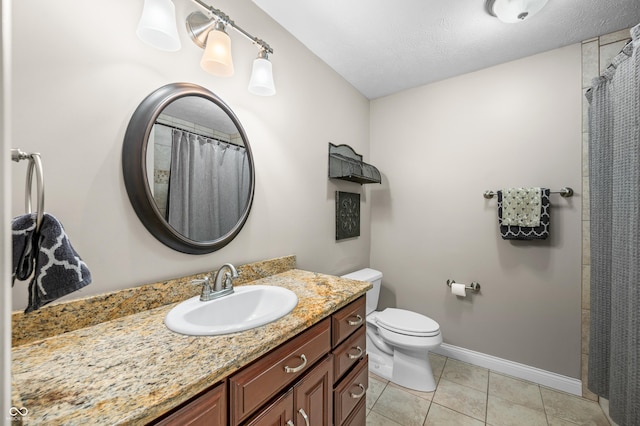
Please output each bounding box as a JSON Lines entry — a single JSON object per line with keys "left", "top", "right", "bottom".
{"left": 252, "top": 0, "right": 640, "bottom": 99}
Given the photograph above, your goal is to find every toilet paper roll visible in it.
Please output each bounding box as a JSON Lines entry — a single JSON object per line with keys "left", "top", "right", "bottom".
{"left": 451, "top": 283, "right": 467, "bottom": 297}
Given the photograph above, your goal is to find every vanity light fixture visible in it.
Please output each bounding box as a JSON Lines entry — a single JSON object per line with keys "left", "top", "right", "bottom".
{"left": 486, "top": 0, "right": 549, "bottom": 23}
{"left": 200, "top": 20, "right": 234, "bottom": 76}
{"left": 186, "top": 1, "right": 276, "bottom": 95}
{"left": 136, "top": 0, "right": 181, "bottom": 51}
{"left": 248, "top": 48, "right": 276, "bottom": 96}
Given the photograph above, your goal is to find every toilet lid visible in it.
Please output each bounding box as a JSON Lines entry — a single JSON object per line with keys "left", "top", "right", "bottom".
{"left": 375, "top": 308, "right": 440, "bottom": 337}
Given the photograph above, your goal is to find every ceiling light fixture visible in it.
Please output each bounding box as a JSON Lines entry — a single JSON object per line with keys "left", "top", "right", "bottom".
{"left": 486, "top": 0, "right": 549, "bottom": 23}
{"left": 186, "top": 1, "right": 276, "bottom": 95}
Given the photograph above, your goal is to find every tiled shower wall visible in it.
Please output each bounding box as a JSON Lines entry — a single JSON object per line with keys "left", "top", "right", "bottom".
{"left": 581, "top": 28, "right": 632, "bottom": 401}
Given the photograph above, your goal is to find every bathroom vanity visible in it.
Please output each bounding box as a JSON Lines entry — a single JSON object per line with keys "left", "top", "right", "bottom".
{"left": 156, "top": 297, "right": 367, "bottom": 425}
{"left": 11, "top": 257, "right": 371, "bottom": 425}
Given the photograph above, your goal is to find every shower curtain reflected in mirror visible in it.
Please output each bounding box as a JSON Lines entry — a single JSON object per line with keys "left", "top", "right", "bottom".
{"left": 167, "top": 129, "right": 250, "bottom": 241}
{"left": 587, "top": 23, "right": 639, "bottom": 426}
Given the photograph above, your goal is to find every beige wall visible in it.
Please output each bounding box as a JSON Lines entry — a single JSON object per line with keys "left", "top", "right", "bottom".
{"left": 369, "top": 45, "right": 583, "bottom": 378}
{"left": 9, "top": 0, "right": 372, "bottom": 310}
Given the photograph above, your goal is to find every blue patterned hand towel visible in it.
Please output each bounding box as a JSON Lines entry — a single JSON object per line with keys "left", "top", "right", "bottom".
{"left": 12, "top": 213, "right": 91, "bottom": 313}
{"left": 497, "top": 188, "right": 550, "bottom": 240}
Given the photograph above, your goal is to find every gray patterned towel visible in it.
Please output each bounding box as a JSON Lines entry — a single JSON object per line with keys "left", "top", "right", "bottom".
{"left": 12, "top": 213, "right": 91, "bottom": 313}
{"left": 497, "top": 188, "right": 550, "bottom": 240}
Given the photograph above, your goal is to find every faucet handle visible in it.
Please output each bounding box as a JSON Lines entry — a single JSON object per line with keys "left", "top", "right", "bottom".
{"left": 222, "top": 272, "right": 235, "bottom": 289}
{"left": 192, "top": 277, "right": 212, "bottom": 301}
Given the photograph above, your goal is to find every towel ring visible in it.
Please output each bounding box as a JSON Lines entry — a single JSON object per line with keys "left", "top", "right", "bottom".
{"left": 12, "top": 149, "right": 45, "bottom": 233}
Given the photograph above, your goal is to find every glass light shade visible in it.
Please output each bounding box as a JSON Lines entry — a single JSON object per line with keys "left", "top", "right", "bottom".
{"left": 491, "top": 0, "right": 548, "bottom": 23}
{"left": 248, "top": 57, "right": 276, "bottom": 96}
{"left": 200, "top": 29, "right": 234, "bottom": 76}
{"left": 136, "top": 0, "right": 181, "bottom": 51}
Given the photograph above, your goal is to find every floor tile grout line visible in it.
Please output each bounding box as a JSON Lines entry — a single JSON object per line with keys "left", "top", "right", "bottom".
{"left": 485, "top": 368, "right": 490, "bottom": 425}
{"left": 368, "top": 353, "right": 610, "bottom": 426}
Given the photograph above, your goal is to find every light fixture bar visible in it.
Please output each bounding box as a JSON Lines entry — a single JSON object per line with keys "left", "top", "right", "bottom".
{"left": 191, "top": 0, "right": 273, "bottom": 54}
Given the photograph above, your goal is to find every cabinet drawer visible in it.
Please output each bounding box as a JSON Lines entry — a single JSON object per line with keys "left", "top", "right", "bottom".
{"left": 342, "top": 398, "right": 366, "bottom": 426}
{"left": 230, "top": 318, "right": 331, "bottom": 424}
{"left": 153, "top": 381, "right": 226, "bottom": 426}
{"left": 331, "top": 297, "right": 365, "bottom": 348}
{"left": 333, "top": 326, "right": 366, "bottom": 382}
{"left": 333, "top": 356, "right": 368, "bottom": 426}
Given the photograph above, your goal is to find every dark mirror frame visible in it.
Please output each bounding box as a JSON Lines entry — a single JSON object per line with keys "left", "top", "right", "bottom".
{"left": 122, "top": 82, "right": 255, "bottom": 254}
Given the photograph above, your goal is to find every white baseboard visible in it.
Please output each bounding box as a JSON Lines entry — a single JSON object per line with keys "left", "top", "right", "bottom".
{"left": 432, "top": 343, "right": 582, "bottom": 396}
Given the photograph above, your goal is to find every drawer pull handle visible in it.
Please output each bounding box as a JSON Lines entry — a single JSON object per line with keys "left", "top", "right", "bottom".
{"left": 284, "top": 354, "right": 307, "bottom": 373}
{"left": 350, "top": 383, "right": 366, "bottom": 399}
{"left": 348, "top": 315, "right": 363, "bottom": 326}
{"left": 286, "top": 421, "right": 294, "bottom": 426}
{"left": 347, "top": 346, "right": 363, "bottom": 360}
{"left": 299, "top": 408, "right": 310, "bottom": 426}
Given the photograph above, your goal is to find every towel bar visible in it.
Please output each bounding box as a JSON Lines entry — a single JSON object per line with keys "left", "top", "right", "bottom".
{"left": 446, "top": 279, "right": 481, "bottom": 292}
{"left": 483, "top": 187, "right": 573, "bottom": 199}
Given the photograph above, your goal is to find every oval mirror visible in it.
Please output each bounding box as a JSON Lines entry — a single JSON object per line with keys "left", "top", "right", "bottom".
{"left": 122, "top": 83, "right": 255, "bottom": 254}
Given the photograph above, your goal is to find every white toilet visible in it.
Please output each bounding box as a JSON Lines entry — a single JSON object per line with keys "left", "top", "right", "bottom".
{"left": 342, "top": 268, "right": 442, "bottom": 392}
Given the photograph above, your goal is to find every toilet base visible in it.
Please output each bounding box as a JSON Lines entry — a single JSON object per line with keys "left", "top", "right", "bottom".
{"left": 392, "top": 348, "right": 437, "bottom": 392}
{"left": 368, "top": 352, "right": 393, "bottom": 381}
{"left": 367, "top": 343, "right": 437, "bottom": 392}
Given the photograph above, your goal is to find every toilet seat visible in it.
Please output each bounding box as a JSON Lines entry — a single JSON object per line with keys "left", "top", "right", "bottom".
{"left": 375, "top": 308, "right": 440, "bottom": 337}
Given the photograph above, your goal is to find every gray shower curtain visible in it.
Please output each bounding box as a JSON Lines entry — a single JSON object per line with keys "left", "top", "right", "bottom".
{"left": 167, "top": 129, "right": 250, "bottom": 241}
{"left": 587, "top": 24, "right": 639, "bottom": 426}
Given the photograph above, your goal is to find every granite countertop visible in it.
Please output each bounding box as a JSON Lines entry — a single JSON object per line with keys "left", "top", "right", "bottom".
{"left": 11, "top": 268, "right": 370, "bottom": 425}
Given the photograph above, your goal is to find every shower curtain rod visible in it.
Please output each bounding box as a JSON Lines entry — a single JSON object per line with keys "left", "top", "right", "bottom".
{"left": 154, "top": 122, "right": 245, "bottom": 149}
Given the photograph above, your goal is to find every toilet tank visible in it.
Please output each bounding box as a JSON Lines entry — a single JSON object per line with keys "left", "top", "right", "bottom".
{"left": 341, "top": 268, "right": 383, "bottom": 315}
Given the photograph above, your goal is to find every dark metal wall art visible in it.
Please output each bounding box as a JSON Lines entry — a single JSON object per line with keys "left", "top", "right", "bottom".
{"left": 336, "top": 191, "right": 360, "bottom": 240}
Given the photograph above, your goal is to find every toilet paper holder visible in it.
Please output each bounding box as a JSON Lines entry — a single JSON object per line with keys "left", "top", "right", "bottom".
{"left": 446, "top": 279, "right": 481, "bottom": 292}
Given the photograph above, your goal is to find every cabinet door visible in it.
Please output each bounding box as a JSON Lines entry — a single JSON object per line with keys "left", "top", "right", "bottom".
{"left": 244, "top": 389, "right": 295, "bottom": 426}
{"left": 294, "top": 355, "right": 333, "bottom": 426}
{"left": 154, "top": 381, "right": 226, "bottom": 426}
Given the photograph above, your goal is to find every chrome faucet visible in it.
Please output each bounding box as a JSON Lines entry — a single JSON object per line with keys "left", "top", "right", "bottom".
{"left": 191, "top": 264, "right": 238, "bottom": 301}
{"left": 211, "top": 263, "right": 238, "bottom": 298}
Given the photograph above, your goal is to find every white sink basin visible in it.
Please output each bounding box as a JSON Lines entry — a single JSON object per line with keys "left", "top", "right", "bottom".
{"left": 165, "top": 285, "right": 298, "bottom": 336}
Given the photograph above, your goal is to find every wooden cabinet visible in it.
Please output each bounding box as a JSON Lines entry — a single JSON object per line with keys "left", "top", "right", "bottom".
{"left": 341, "top": 398, "right": 366, "bottom": 426}
{"left": 331, "top": 298, "right": 368, "bottom": 425}
{"left": 243, "top": 389, "right": 294, "bottom": 426}
{"left": 331, "top": 297, "right": 366, "bottom": 347}
{"left": 151, "top": 296, "right": 367, "bottom": 426}
{"left": 293, "top": 355, "right": 333, "bottom": 426}
{"left": 245, "top": 355, "right": 333, "bottom": 426}
{"left": 333, "top": 357, "right": 368, "bottom": 426}
{"left": 333, "top": 326, "right": 366, "bottom": 381}
{"left": 236, "top": 297, "right": 367, "bottom": 426}
{"left": 230, "top": 318, "right": 331, "bottom": 425}
{"left": 152, "top": 381, "right": 226, "bottom": 426}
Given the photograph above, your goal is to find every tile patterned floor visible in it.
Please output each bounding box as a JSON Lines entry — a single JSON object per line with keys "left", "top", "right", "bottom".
{"left": 366, "top": 354, "right": 611, "bottom": 426}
